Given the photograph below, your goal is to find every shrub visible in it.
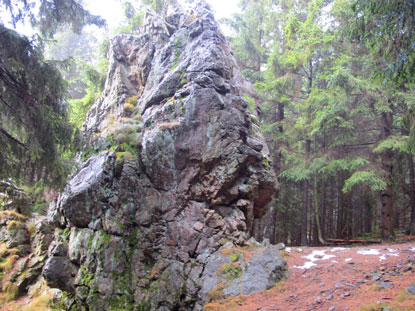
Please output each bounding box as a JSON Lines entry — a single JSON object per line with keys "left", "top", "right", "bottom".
{"left": 27, "top": 221, "right": 35, "bottom": 236}
{"left": 123, "top": 102, "right": 135, "bottom": 112}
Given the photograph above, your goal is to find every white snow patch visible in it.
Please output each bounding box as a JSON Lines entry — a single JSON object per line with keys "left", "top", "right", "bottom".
{"left": 293, "top": 250, "right": 336, "bottom": 269}
{"left": 330, "top": 247, "right": 348, "bottom": 252}
{"left": 380, "top": 253, "right": 399, "bottom": 261}
{"left": 357, "top": 249, "right": 380, "bottom": 255}
{"left": 286, "top": 247, "right": 292, "bottom": 253}
{"left": 294, "top": 261, "right": 317, "bottom": 269}
{"left": 332, "top": 260, "right": 339, "bottom": 263}
{"left": 387, "top": 248, "right": 397, "bottom": 253}
{"left": 345, "top": 258, "right": 353, "bottom": 262}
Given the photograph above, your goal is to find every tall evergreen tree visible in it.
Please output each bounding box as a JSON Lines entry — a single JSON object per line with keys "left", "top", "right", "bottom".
{"left": 0, "top": 0, "right": 105, "bottom": 187}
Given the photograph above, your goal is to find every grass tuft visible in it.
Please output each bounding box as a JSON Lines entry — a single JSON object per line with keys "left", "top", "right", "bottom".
{"left": 0, "top": 254, "right": 19, "bottom": 272}
{"left": 21, "top": 291, "right": 54, "bottom": 311}
{"left": 2, "top": 282, "right": 19, "bottom": 301}
{"left": 7, "top": 220, "right": 24, "bottom": 230}
{"left": 0, "top": 211, "right": 27, "bottom": 221}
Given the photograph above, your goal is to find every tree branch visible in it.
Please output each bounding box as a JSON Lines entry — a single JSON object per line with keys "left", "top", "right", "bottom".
{"left": 0, "top": 128, "right": 27, "bottom": 149}
{"left": 343, "top": 142, "right": 376, "bottom": 147}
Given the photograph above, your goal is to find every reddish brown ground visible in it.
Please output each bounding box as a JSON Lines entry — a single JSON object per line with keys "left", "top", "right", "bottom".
{"left": 205, "top": 238, "right": 415, "bottom": 311}
{"left": 1, "top": 239, "right": 415, "bottom": 311}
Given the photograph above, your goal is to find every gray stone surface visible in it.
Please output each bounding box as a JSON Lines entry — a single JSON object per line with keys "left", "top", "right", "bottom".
{"left": 406, "top": 283, "right": 415, "bottom": 296}
{"left": 200, "top": 243, "right": 287, "bottom": 305}
{"left": 42, "top": 1, "right": 282, "bottom": 310}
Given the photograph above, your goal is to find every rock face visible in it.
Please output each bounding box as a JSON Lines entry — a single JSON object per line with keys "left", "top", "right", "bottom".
{"left": 43, "top": 2, "right": 284, "bottom": 310}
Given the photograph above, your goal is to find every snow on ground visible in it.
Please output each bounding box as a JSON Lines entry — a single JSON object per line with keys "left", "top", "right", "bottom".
{"left": 293, "top": 250, "right": 335, "bottom": 269}
{"left": 357, "top": 249, "right": 380, "bottom": 255}
{"left": 330, "top": 247, "right": 348, "bottom": 252}
{"left": 290, "top": 245, "right": 412, "bottom": 269}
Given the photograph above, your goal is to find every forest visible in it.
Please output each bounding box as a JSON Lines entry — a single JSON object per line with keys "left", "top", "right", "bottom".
{"left": 224, "top": 0, "right": 415, "bottom": 245}
{"left": 1, "top": 0, "right": 415, "bottom": 247}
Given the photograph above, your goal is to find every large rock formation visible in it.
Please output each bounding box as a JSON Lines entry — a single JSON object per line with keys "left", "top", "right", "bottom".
{"left": 43, "top": 2, "right": 285, "bottom": 310}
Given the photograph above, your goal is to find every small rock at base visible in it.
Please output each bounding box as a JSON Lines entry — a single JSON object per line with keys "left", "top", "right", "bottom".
{"left": 316, "top": 296, "right": 322, "bottom": 303}
{"left": 329, "top": 306, "right": 335, "bottom": 311}
{"left": 376, "top": 282, "right": 394, "bottom": 289}
{"left": 406, "top": 283, "right": 415, "bottom": 296}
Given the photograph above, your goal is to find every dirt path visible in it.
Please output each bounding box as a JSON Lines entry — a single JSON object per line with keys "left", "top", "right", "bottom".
{"left": 207, "top": 240, "right": 415, "bottom": 311}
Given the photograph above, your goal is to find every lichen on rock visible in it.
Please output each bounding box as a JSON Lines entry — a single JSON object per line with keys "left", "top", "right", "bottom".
{"left": 43, "top": 1, "right": 285, "bottom": 310}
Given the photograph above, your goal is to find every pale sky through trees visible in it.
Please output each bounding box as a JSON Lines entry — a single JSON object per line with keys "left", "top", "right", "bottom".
{"left": 84, "top": 0, "right": 240, "bottom": 29}
{"left": 0, "top": 0, "right": 239, "bottom": 36}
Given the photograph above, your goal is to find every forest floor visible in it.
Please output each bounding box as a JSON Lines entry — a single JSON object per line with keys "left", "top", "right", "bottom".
{"left": 0, "top": 237, "right": 414, "bottom": 311}
{"left": 206, "top": 236, "right": 415, "bottom": 311}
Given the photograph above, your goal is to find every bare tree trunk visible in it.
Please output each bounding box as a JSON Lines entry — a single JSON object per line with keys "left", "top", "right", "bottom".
{"left": 408, "top": 153, "right": 415, "bottom": 234}
{"left": 344, "top": 191, "right": 352, "bottom": 239}
{"left": 301, "top": 178, "right": 309, "bottom": 245}
{"left": 380, "top": 111, "right": 395, "bottom": 240}
{"left": 301, "top": 138, "right": 311, "bottom": 245}
{"left": 336, "top": 173, "right": 344, "bottom": 238}
{"left": 314, "top": 174, "right": 325, "bottom": 244}
{"left": 321, "top": 178, "right": 327, "bottom": 238}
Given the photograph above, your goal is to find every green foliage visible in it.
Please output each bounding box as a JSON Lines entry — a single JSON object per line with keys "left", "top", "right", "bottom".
{"left": 343, "top": 170, "right": 387, "bottom": 193}
{"left": 347, "top": 0, "right": 415, "bottom": 85}
{"left": 227, "top": 0, "right": 415, "bottom": 243}
{"left": 243, "top": 96, "right": 256, "bottom": 113}
{"left": 318, "top": 157, "right": 370, "bottom": 175}
{"left": 1, "top": 0, "right": 106, "bottom": 38}
{"left": 22, "top": 179, "right": 52, "bottom": 215}
{"left": 80, "top": 265, "right": 95, "bottom": 287}
{"left": 136, "top": 299, "right": 151, "bottom": 311}
{"left": 229, "top": 253, "right": 239, "bottom": 262}
{"left": 219, "top": 263, "right": 242, "bottom": 281}
{"left": 115, "top": 2, "right": 145, "bottom": 34}
{"left": 141, "top": 0, "right": 171, "bottom": 14}
{"left": 279, "top": 164, "right": 312, "bottom": 183}
{"left": 373, "top": 136, "right": 410, "bottom": 153}
{"left": 108, "top": 116, "right": 142, "bottom": 149}
{"left": 0, "top": 25, "right": 75, "bottom": 187}
{"left": 69, "top": 90, "right": 98, "bottom": 128}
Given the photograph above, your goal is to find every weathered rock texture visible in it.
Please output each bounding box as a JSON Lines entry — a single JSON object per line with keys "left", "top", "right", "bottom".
{"left": 43, "top": 2, "right": 284, "bottom": 310}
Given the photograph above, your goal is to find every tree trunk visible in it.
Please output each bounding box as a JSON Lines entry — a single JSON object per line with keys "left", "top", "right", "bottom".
{"left": 301, "top": 178, "right": 309, "bottom": 245}
{"left": 344, "top": 191, "right": 352, "bottom": 239}
{"left": 301, "top": 138, "right": 311, "bottom": 245}
{"left": 380, "top": 111, "right": 395, "bottom": 240}
{"left": 322, "top": 178, "right": 327, "bottom": 238}
{"left": 408, "top": 153, "right": 415, "bottom": 234}
{"left": 314, "top": 174, "right": 325, "bottom": 244}
{"left": 336, "top": 173, "right": 344, "bottom": 238}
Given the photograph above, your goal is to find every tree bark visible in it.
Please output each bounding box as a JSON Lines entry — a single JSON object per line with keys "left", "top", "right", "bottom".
{"left": 380, "top": 111, "right": 395, "bottom": 240}
{"left": 336, "top": 173, "right": 344, "bottom": 238}
{"left": 301, "top": 178, "right": 309, "bottom": 245}
{"left": 314, "top": 174, "right": 325, "bottom": 244}
{"left": 408, "top": 153, "right": 415, "bottom": 234}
